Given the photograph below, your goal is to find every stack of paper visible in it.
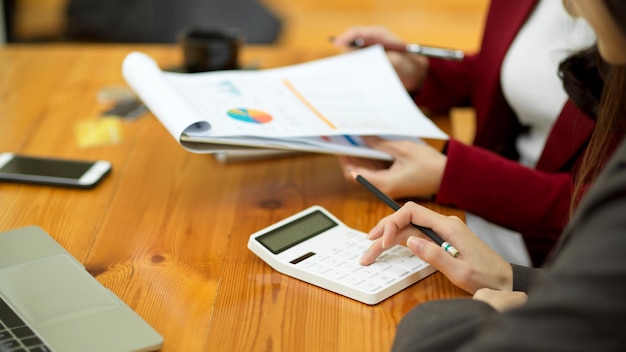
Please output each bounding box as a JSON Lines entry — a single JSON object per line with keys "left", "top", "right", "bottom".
{"left": 122, "top": 46, "right": 447, "bottom": 160}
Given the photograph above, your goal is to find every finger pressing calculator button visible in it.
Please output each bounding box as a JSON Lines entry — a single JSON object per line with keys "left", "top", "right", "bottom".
{"left": 248, "top": 206, "right": 436, "bottom": 304}
{"left": 368, "top": 261, "right": 391, "bottom": 271}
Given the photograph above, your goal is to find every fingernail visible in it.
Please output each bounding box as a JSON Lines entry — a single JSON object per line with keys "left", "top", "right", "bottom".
{"left": 359, "top": 255, "right": 369, "bottom": 266}
{"left": 406, "top": 236, "right": 419, "bottom": 249}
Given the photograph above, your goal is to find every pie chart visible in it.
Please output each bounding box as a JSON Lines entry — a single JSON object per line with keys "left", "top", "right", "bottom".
{"left": 226, "top": 108, "right": 273, "bottom": 124}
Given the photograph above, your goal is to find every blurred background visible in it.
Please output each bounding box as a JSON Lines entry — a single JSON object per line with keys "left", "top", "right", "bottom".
{"left": 1, "top": 0, "right": 489, "bottom": 52}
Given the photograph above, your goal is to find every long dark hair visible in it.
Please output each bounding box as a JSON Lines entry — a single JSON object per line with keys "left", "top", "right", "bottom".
{"left": 573, "top": 64, "right": 626, "bottom": 208}
{"left": 559, "top": 1, "right": 626, "bottom": 211}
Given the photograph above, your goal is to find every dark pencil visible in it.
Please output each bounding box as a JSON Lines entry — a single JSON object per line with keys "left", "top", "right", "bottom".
{"left": 352, "top": 171, "right": 460, "bottom": 258}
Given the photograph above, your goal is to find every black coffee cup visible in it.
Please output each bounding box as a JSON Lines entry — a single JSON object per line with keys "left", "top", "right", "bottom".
{"left": 178, "top": 26, "right": 243, "bottom": 72}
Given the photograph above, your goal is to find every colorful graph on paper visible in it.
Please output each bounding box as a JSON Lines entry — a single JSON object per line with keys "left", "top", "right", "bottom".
{"left": 226, "top": 108, "right": 273, "bottom": 124}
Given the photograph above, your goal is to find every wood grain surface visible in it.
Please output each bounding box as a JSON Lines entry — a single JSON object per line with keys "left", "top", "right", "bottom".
{"left": 0, "top": 2, "right": 488, "bottom": 348}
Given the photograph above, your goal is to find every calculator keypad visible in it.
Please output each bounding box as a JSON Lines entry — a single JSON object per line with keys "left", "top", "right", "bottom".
{"left": 293, "top": 230, "right": 428, "bottom": 293}
{"left": 249, "top": 206, "right": 437, "bottom": 304}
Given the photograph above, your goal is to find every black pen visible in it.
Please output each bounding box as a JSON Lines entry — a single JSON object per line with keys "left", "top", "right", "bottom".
{"left": 351, "top": 171, "right": 460, "bottom": 258}
{"left": 349, "top": 37, "right": 464, "bottom": 61}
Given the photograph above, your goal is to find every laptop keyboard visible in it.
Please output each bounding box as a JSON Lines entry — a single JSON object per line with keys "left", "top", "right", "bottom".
{"left": 0, "top": 296, "right": 51, "bottom": 352}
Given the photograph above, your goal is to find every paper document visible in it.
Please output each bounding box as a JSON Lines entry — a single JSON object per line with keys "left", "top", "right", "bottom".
{"left": 122, "top": 46, "right": 447, "bottom": 160}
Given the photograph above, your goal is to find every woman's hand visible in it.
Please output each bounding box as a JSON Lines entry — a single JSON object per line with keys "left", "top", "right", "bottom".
{"left": 360, "top": 202, "right": 513, "bottom": 294}
{"left": 332, "top": 26, "right": 429, "bottom": 92}
{"left": 338, "top": 136, "right": 447, "bottom": 199}
{"left": 473, "top": 288, "right": 528, "bottom": 312}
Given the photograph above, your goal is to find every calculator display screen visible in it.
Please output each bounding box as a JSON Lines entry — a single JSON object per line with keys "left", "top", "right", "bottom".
{"left": 256, "top": 210, "right": 338, "bottom": 254}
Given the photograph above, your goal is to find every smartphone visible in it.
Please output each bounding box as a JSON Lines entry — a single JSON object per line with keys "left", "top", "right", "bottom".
{"left": 0, "top": 153, "right": 112, "bottom": 189}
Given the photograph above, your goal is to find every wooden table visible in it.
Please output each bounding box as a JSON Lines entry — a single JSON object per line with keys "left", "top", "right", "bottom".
{"left": 0, "top": 44, "right": 469, "bottom": 351}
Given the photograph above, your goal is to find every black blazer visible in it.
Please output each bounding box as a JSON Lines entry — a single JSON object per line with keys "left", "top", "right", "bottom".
{"left": 392, "top": 138, "right": 626, "bottom": 352}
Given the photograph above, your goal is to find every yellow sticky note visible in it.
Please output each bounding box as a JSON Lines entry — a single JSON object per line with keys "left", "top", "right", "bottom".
{"left": 74, "top": 118, "right": 122, "bottom": 148}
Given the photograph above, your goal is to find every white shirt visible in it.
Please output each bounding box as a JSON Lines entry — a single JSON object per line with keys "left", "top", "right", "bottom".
{"left": 501, "top": 0, "right": 595, "bottom": 167}
{"left": 467, "top": 0, "right": 595, "bottom": 266}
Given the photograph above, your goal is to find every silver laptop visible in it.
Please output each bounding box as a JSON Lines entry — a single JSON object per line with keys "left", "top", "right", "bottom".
{"left": 0, "top": 226, "right": 163, "bottom": 352}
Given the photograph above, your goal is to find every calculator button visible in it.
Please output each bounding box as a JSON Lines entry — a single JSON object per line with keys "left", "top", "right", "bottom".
{"left": 368, "top": 261, "right": 391, "bottom": 271}
{"left": 388, "top": 256, "right": 427, "bottom": 271}
{"left": 311, "top": 264, "right": 331, "bottom": 274}
{"left": 354, "top": 243, "right": 370, "bottom": 252}
{"left": 343, "top": 240, "right": 358, "bottom": 248}
{"left": 393, "top": 246, "right": 413, "bottom": 256}
{"left": 336, "top": 250, "right": 359, "bottom": 261}
{"left": 344, "top": 276, "right": 365, "bottom": 287}
{"left": 357, "top": 281, "right": 381, "bottom": 292}
{"left": 297, "top": 257, "right": 318, "bottom": 269}
{"left": 344, "top": 231, "right": 360, "bottom": 239}
{"left": 327, "top": 257, "right": 346, "bottom": 267}
{"left": 327, "top": 270, "right": 348, "bottom": 280}
{"left": 386, "top": 267, "right": 409, "bottom": 278}
{"left": 327, "top": 247, "right": 343, "bottom": 255}
{"left": 337, "top": 262, "right": 361, "bottom": 273}
{"left": 371, "top": 274, "right": 395, "bottom": 285}
{"left": 354, "top": 267, "right": 378, "bottom": 279}
{"left": 377, "top": 252, "right": 390, "bottom": 260}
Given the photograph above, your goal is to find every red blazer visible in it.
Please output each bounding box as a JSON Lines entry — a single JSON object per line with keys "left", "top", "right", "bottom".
{"left": 414, "top": 0, "right": 596, "bottom": 266}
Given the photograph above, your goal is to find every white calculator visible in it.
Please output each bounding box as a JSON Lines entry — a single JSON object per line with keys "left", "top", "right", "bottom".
{"left": 247, "top": 205, "right": 437, "bottom": 305}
